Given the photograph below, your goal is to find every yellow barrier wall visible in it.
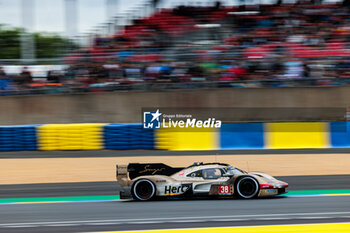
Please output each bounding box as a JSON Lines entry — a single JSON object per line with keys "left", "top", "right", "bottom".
{"left": 156, "top": 126, "right": 218, "bottom": 151}
{"left": 265, "top": 122, "right": 329, "bottom": 149}
{"left": 38, "top": 123, "right": 105, "bottom": 150}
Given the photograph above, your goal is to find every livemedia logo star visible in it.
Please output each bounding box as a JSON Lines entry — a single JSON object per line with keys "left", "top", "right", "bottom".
{"left": 143, "top": 109, "right": 162, "bottom": 129}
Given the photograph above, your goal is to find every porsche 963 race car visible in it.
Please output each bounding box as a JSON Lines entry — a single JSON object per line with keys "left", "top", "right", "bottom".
{"left": 116, "top": 162, "right": 288, "bottom": 201}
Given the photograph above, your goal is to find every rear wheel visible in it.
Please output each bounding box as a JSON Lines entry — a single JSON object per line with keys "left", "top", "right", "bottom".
{"left": 235, "top": 176, "right": 259, "bottom": 199}
{"left": 131, "top": 179, "right": 156, "bottom": 201}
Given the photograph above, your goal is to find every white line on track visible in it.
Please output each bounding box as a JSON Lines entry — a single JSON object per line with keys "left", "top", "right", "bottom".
{"left": 170, "top": 220, "right": 207, "bottom": 223}
{"left": 45, "top": 224, "right": 78, "bottom": 227}
{"left": 296, "top": 216, "right": 333, "bottom": 220}
{"left": 211, "top": 219, "right": 247, "bottom": 222}
{"left": 132, "top": 221, "right": 169, "bottom": 224}
{"left": 87, "top": 223, "right": 122, "bottom": 226}
{"left": 4, "top": 225, "right": 37, "bottom": 228}
{"left": 2, "top": 211, "right": 350, "bottom": 228}
{"left": 254, "top": 217, "right": 290, "bottom": 221}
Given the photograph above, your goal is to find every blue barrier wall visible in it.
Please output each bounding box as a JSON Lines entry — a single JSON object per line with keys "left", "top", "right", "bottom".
{"left": 330, "top": 121, "right": 350, "bottom": 148}
{"left": 219, "top": 123, "right": 264, "bottom": 150}
{"left": 103, "top": 123, "right": 154, "bottom": 150}
{"left": 1, "top": 122, "right": 350, "bottom": 151}
{"left": 0, "top": 125, "right": 38, "bottom": 151}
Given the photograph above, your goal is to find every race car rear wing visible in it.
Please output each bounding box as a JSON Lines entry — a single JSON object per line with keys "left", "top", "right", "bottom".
{"left": 116, "top": 163, "right": 184, "bottom": 182}
{"left": 116, "top": 164, "right": 129, "bottom": 186}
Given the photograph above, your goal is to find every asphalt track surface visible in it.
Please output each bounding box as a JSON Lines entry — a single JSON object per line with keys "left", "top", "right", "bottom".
{"left": 1, "top": 196, "right": 350, "bottom": 233}
{"left": 1, "top": 149, "right": 350, "bottom": 232}
{"left": 2, "top": 147, "right": 350, "bottom": 158}
{"left": 0, "top": 175, "right": 350, "bottom": 233}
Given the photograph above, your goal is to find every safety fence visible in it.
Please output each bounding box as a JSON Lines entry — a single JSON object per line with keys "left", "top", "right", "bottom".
{"left": 3, "top": 78, "right": 350, "bottom": 97}
{"left": 156, "top": 122, "right": 330, "bottom": 150}
{"left": 0, "top": 125, "right": 38, "bottom": 151}
{"left": 0, "top": 122, "right": 350, "bottom": 151}
{"left": 37, "top": 123, "right": 154, "bottom": 151}
{"left": 104, "top": 123, "right": 154, "bottom": 150}
{"left": 38, "top": 124, "right": 105, "bottom": 150}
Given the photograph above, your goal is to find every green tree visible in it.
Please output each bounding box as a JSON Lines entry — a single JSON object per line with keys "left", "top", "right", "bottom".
{"left": 0, "top": 25, "right": 78, "bottom": 60}
{"left": 0, "top": 26, "right": 21, "bottom": 59}
{"left": 34, "top": 32, "right": 76, "bottom": 59}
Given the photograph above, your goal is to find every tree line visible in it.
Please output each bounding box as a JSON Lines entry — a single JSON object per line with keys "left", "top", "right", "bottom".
{"left": 0, "top": 25, "right": 77, "bottom": 59}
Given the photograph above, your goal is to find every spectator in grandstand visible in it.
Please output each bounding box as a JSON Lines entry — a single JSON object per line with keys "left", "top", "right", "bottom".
{"left": 15, "top": 67, "right": 33, "bottom": 85}
{"left": 4, "top": 0, "right": 350, "bottom": 94}
{"left": 337, "top": 59, "right": 350, "bottom": 78}
{"left": 121, "top": 63, "right": 144, "bottom": 84}
{"left": 0, "top": 68, "right": 15, "bottom": 92}
{"left": 187, "top": 63, "right": 206, "bottom": 82}
{"left": 47, "top": 70, "right": 62, "bottom": 83}
{"left": 0, "top": 68, "right": 6, "bottom": 78}
{"left": 284, "top": 59, "right": 305, "bottom": 79}
{"left": 169, "top": 62, "right": 190, "bottom": 83}
{"left": 0, "top": 68, "right": 10, "bottom": 90}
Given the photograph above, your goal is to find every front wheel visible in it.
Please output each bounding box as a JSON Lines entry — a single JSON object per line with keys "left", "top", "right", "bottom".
{"left": 235, "top": 176, "right": 259, "bottom": 199}
{"left": 131, "top": 179, "right": 156, "bottom": 201}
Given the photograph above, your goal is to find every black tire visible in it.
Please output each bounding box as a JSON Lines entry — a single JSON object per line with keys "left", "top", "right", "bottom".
{"left": 131, "top": 179, "right": 156, "bottom": 201}
{"left": 235, "top": 176, "right": 259, "bottom": 199}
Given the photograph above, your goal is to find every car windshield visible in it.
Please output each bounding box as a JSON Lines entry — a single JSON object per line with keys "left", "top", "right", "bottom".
{"left": 224, "top": 166, "right": 246, "bottom": 176}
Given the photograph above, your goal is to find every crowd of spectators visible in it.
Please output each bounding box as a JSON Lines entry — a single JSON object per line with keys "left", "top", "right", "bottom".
{"left": 1, "top": 0, "right": 350, "bottom": 94}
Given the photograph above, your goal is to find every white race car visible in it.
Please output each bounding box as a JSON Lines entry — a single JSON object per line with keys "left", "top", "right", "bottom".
{"left": 116, "top": 162, "right": 288, "bottom": 201}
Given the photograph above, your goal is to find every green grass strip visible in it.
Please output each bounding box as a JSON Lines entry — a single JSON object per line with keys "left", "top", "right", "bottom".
{"left": 0, "top": 195, "right": 120, "bottom": 204}
{"left": 1, "top": 189, "right": 350, "bottom": 204}
{"left": 283, "top": 189, "right": 350, "bottom": 195}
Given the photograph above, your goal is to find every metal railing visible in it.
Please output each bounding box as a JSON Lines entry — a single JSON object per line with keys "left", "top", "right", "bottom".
{"left": 1, "top": 78, "right": 349, "bottom": 96}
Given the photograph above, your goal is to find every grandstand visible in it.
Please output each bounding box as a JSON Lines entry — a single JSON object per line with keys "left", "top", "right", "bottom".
{"left": 1, "top": 0, "right": 350, "bottom": 94}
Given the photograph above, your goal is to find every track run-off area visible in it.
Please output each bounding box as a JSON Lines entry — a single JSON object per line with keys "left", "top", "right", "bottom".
{"left": 1, "top": 149, "right": 350, "bottom": 233}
